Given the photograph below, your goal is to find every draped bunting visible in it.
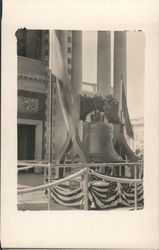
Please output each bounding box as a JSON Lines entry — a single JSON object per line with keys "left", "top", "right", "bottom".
{"left": 50, "top": 30, "right": 64, "bottom": 80}
{"left": 89, "top": 181, "right": 144, "bottom": 209}
{"left": 51, "top": 183, "right": 83, "bottom": 208}
{"left": 50, "top": 179, "right": 144, "bottom": 210}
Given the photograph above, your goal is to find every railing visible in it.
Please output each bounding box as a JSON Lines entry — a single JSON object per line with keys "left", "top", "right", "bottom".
{"left": 17, "top": 161, "right": 143, "bottom": 211}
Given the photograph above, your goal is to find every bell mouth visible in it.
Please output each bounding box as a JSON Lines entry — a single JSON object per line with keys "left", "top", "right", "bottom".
{"left": 87, "top": 152, "right": 123, "bottom": 163}
{"left": 83, "top": 121, "right": 123, "bottom": 163}
{"left": 88, "top": 158, "right": 124, "bottom": 164}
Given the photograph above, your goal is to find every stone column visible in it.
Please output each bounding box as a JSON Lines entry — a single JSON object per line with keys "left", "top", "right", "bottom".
{"left": 71, "top": 31, "right": 82, "bottom": 97}
{"left": 97, "top": 32, "right": 111, "bottom": 174}
{"left": 114, "top": 31, "right": 127, "bottom": 102}
{"left": 113, "top": 31, "right": 127, "bottom": 145}
{"left": 97, "top": 31, "right": 111, "bottom": 96}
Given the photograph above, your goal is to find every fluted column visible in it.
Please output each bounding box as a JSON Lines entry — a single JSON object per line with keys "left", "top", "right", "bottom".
{"left": 97, "top": 31, "right": 111, "bottom": 96}
{"left": 71, "top": 31, "right": 82, "bottom": 96}
{"left": 114, "top": 31, "right": 127, "bottom": 102}
{"left": 113, "top": 31, "right": 127, "bottom": 144}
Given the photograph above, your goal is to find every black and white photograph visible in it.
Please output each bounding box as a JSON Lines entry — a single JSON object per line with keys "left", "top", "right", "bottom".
{"left": 1, "top": 0, "right": 158, "bottom": 248}
{"left": 17, "top": 29, "right": 144, "bottom": 211}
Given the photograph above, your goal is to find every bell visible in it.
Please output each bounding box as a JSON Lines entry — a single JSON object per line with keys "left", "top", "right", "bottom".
{"left": 83, "top": 121, "right": 123, "bottom": 163}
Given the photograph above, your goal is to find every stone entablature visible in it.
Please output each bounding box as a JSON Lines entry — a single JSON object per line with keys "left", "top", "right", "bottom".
{"left": 18, "top": 56, "right": 47, "bottom": 80}
{"left": 18, "top": 56, "right": 48, "bottom": 93}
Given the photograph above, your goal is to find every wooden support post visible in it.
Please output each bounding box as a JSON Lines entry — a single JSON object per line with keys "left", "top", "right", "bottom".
{"left": 125, "top": 158, "right": 130, "bottom": 178}
{"left": 119, "top": 165, "right": 122, "bottom": 177}
{"left": 44, "top": 167, "right": 47, "bottom": 197}
{"left": 134, "top": 165, "right": 137, "bottom": 210}
{"left": 48, "top": 163, "right": 51, "bottom": 210}
{"left": 110, "top": 166, "right": 113, "bottom": 176}
{"left": 138, "top": 163, "right": 141, "bottom": 179}
{"left": 117, "top": 182, "right": 121, "bottom": 203}
{"left": 84, "top": 167, "right": 88, "bottom": 210}
{"left": 44, "top": 167, "right": 46, "bottom": 183}
{"left": 48, "top": 68, "right": 52, "bottom": 210}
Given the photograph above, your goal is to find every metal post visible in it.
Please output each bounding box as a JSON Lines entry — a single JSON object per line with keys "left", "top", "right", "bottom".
{"left": 117, "top": 182, "right": 121, "bottom": 203}
{"left": 84, "top": 167, "right": 88, "bottom": 210}
{"left": 119, "top": 164, "right": 122, "bottom": 177}
{"left": 44, "top": 167, "right": 48, "bottom": 198}
{"left": 48, "top": 164, "right": 51, "bottom": 210}
{"left": 48, "top": 68, "right": 52, "bottom": 210}
{"left": 134, "top": 165, "right": 137, "bottom": 210}
{"left": 44, "top": 167, "right": 46, "bottom": 184}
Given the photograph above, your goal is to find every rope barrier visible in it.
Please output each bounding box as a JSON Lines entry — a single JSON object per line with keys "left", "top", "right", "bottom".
{"left": 18, "top": 161, "right": 142, "bottom": 169}
{"left": 90, "top": 170, "right": 143, "bottom": 184}
{"left": 17, "top": 166, "right": 36, "bottom": 171}
{"left": 18, "top": 168, "right": 86, "bottom": 195}
{"left": 18, "top": 160, "right": 49, "bottom": 163}
{"left": 50, "top": 162, "right": 142, "bottom": 168}
{"left": 18, "top": 162, "right": 50, "bottom": 169}
{"left": 17, "top": 162, "right": 143, "bottom": 210}
{"left": 18, "top": 165, "right": 49, "bottom": 171}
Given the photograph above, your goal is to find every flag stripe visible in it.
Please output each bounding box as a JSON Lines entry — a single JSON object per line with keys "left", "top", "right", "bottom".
{"left": 122, "top": 82, "right": 134, "bottom": 138}
{"left": 49, "top": 180, "right": 144, "bottom": 209}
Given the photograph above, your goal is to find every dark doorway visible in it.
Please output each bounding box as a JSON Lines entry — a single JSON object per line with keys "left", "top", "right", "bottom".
{"left": 18, "top": 124, "right": 35, "bottom": 170}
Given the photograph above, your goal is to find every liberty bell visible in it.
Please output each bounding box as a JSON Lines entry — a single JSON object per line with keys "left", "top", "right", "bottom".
{"left": 82, "top": 111, "right": 123, "bottom": 163}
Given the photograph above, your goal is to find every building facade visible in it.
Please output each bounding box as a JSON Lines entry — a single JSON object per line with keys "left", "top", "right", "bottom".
{"left": 129, "top": 117, "right": 144, "bottom": 155}
{"left": 17, "top": 29, "right": 49, "bottom": 172}
{"left": 17, "top": 29, "right": 129, "bottom": 172}
{"left": 17, "top": 29, "right": 82, "bottom": 170}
